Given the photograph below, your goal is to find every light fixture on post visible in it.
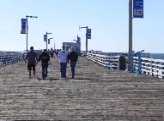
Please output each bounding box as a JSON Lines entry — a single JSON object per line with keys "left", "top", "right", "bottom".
{"left": 47, "top": 37, "right": 53, "bottom": 50}
{"left": 79, "top": 26, "right": 91, "bottom": 55}
{"left": 26, "top": 15, "right": 38, "bottom": 52}
{"left": 45, "top": 32, "right": 52, "bottom": 50}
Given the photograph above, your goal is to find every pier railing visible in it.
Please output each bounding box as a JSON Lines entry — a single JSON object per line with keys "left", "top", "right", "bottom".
{"left": 87, "top": 52, "right": 164, "bottom": 79}
{"left": 0, "top": 51, "right": 23, "bottom": 67}
{"left": 87, "top": 53, "right": 120, "bottom": 69}
{"left": 133, "top": 57, "right": 164, "bottom": 78}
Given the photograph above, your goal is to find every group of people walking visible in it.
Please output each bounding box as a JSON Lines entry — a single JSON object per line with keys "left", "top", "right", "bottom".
{"left": 58, "top": 46, "right": 78, "bottom": 79}
{"left": 25, "top": 46, "right": 78, "bottom": 79}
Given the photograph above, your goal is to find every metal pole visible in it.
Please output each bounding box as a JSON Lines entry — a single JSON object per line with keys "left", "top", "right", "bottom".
{"left": 46, "top": 32, "right": 48, "bottom": 50}
{"left": 138, "top": 52, "right": 142, "bottom": 75}
{"left": 45, "top": 32, "right": 52, "bottom": 50}
{"left": 86, "top": 36, "right": 88, "bottom": 54}
{"left": 128, "top": 0, "right": 133, "bottom": 72}
{"left": 25, "top": 15, "right": 37, "bottom": 52}
{"left": 86, "top": 27, "right": 88, "bottom": 54}
{"left": 26, "top": 17, "right": 28, "bottom": 52}
{"left": 46, "top": 39, "right": 48, "bottom": 50}
{"left": 80, "top": 26, "right": 88, "bottom": 54}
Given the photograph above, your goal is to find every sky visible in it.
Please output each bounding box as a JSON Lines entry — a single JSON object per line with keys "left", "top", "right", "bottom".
{"left": 0, "top": 0, "right": 163, "bottom": 53}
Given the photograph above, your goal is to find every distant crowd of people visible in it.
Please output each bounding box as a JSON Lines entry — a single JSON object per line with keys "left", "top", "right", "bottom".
{"left": 24, "top": 46, "right": 78, "bottom": 79}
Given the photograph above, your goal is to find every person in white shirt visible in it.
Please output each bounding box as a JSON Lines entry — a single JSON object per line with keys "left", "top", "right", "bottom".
{"left": 58, "top": 46, "right": 68, "bottom": 78}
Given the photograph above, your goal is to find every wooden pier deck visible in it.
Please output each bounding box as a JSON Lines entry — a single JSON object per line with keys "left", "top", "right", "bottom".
{"left": 0, "top": 56, "right": 164, "bottom": 121}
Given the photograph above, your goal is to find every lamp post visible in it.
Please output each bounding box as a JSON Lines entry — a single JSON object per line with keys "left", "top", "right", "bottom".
{"left": 45, "top": 32, "right": 52, "bottom": 50}
{"left": 79, "top": 26, "right": 88, "bottom": 54}
{"left": 128, "top": 0, "right": 133, "bottom": 72}
{"left": 47, "top": 38, "right": 53, "bottom": 50}
{"left": 26, "top": 15, "right": 38, "bottom": 52}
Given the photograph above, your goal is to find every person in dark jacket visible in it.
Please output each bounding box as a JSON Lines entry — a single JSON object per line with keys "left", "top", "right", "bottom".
{"left": 67, "top": 47, "right": 78, "bottom": 79}
{"left": 25, "top": 46, "right": 38, "bottom": 78}
{"left": 39, "top": 49, "right": 50, "bottom": 79}
{"left": 119, "top": 55, "right": 126, "bottom": 70}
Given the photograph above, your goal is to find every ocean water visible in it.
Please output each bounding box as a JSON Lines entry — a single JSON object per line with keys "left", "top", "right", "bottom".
{"left": 148, "top": 53, "right": 164, "bottom": 59}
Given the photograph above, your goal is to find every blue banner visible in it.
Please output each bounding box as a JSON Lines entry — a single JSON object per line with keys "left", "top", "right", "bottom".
{"left": 48, "top": 39, "right": 50, "bottom": 44}
{"left": 44, "top": 34, "right": 47, "bottom": 42}
{"left": 21, "top": 18, "right": 27, "bottom": 34}
{"left": 86, "top": 28, "right": 91, "bottom": 39}
{"left": 133, "top": 0, "right": 144, "bottom": 18}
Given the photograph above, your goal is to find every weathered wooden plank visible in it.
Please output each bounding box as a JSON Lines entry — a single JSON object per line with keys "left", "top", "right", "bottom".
{"left": 0, "top": 57, "right": 164, "bottom": 121}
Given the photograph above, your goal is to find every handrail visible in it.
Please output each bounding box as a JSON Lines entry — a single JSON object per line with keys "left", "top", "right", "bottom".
{"left": 87, "top": 53, "right": 120, "bottom": 69}
{"left": 0, "top": 51, "right": 23, "bottom": 67}
{"left": 87, "top": 52, "right": 164, "bottom": 79}
{"left": 133, "top": 57, "right": 164, "bottom": 78}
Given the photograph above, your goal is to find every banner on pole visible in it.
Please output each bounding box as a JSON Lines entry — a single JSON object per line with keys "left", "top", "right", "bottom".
{"left": 44, "top": 34, "right": 47, "bottom": 42}
{"left": 133, "top": 0, "right": 144, "bottom": 18}
{"left": 48, "top": 39, "right": 50, "bottom": 44}
{"left": 21, "top": 18, "right": 27, "bottom": 34}
{"left": 86, "top": 28, "right": 91, "bottom": 39}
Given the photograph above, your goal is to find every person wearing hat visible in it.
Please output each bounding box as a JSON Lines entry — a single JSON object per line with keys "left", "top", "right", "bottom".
{"left": 67, "top": 47, "right": 78, "bottom": 79}
{"left": 25, "top": 46, "right": 38, "bottom": 78}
